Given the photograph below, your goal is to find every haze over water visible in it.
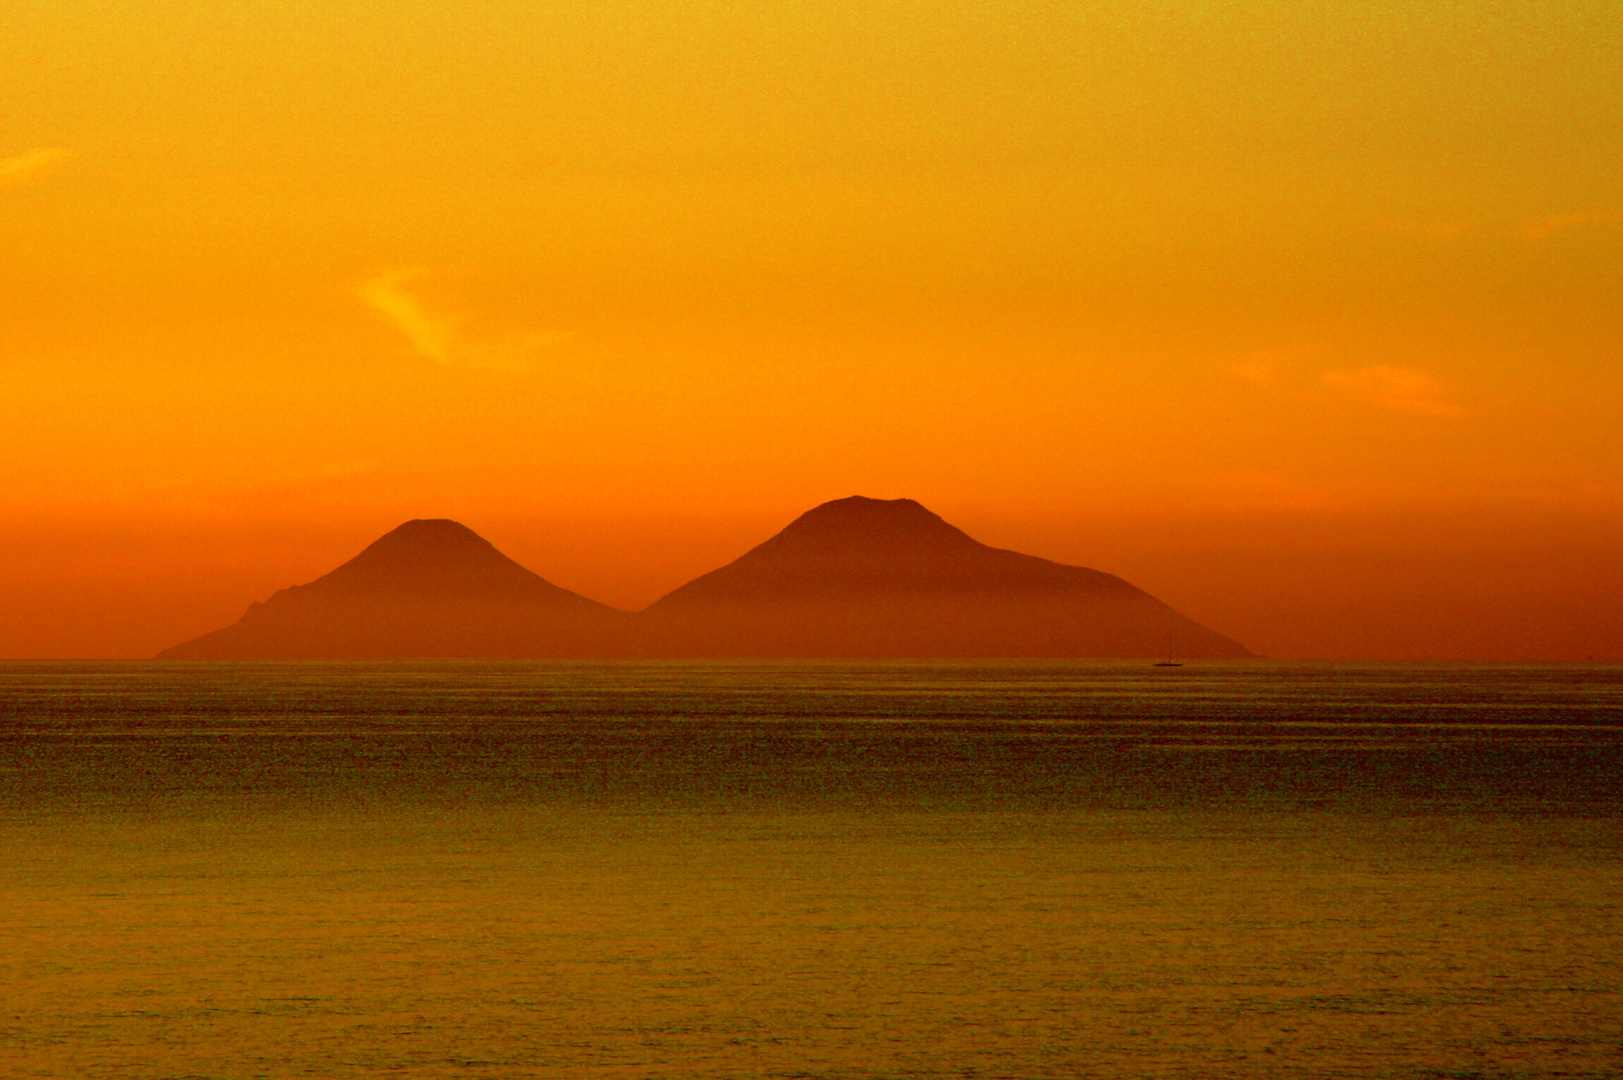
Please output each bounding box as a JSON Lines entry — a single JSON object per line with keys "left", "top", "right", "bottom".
{"left": 4, "top": 660, "right": 1621, "bottom": 1078}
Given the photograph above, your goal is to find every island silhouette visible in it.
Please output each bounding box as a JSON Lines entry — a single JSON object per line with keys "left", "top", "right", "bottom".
{"left": 158, "top": 496, "right": 1251, "bottom": 659}
{"left": 158, "top": 518, "right": 629, "bottom": 659}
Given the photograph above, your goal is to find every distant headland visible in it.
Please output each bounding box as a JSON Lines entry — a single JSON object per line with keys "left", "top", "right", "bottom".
{"left": 157, "top": 497, "right": 1252, "bottom": 659}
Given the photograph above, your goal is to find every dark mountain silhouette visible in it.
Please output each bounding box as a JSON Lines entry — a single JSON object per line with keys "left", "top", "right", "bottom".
{"left": 158, "top": 519, "right": 629, "bottom": 659}
{"left": 158, "top": 501, "right": 1251, "bottom": 659}
{"left": 636, "top": 497, "right": 1250, "bottom": 658}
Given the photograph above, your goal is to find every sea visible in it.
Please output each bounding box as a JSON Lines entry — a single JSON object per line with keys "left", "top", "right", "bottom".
{"left": 2, "top": 660, "right": 1620, "bottom": 1079}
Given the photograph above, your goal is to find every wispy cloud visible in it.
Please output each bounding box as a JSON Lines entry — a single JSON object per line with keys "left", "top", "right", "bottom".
{"left": 1229, "top": 345, "right": 1327, "bottom": 389}
{"left": 1320, "top": 365, "right": 1463, "bottom": 417}
{"left": 181, "top": 171, "right": 290, "bottom": 188}
{"left": 1523, "top": 212, "right": 1619, "bottom": 242}
{"left": 357, "top": 268, "right": 571, "bottom": 371}
{"left": 0, "top": 147, "right": 77, "bottom": 188}
{"left": 358, "top": 269, "right": 459, "bottom": 364}
{"left": 1379, "top": 216, "right": 1474, "bottom": 241}
{"left": 1230, "top": 358, "right": 1278, "bottom": 387}
{"left": 1204, "top": 470, "right": 1340, "bottom": 511}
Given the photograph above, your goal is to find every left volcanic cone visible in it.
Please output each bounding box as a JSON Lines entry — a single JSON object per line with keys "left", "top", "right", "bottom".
{"left": 158, "top": 519, "right": 629, "bottom": 658}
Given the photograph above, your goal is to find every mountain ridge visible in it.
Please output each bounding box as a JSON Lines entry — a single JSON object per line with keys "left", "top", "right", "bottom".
{"left": 636, "top": 496, "right": 1246, "bottom": 658}
{"left": 264, "top": 518, "right": 604, "bottom": 604}
{"left": 649, "top": 497, "right": 1144, "bottom": 607}
{"left": 158, "top": 498, "right": 1251, "bottom": 659}
{"left": 158, "top": 519, "right": 626, "bottom": 659}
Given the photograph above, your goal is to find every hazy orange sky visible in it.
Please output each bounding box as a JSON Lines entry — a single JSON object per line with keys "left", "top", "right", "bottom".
{"left": 4, "top": 0, "right": 1619, "bottom": 659}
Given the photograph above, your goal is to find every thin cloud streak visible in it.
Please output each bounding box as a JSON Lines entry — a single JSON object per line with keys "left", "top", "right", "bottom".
{"left": 357, "top": 269, "right": 458, "bottom": 364}
{"left": 1229, "top": 358, "right": 1277, "bottom": 388}
{"left": 0, "top": 147, "right": 77, "bottom": 188}
{"left": 357, "top": 268, "right": 573, "bottom": 371}
{"left": 1379, "top": 216, "right": 1474, "bottom": 240}
{"left": 1523, "top": 212, "right": 1619, "bottom": 242}
{"left": 1320, "top": 366, "right": 1463, "bottom": 418}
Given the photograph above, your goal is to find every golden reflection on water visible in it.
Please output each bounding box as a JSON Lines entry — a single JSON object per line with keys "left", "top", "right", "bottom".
{"left": 3, "top": 661, "right": 1621, "bottom": 1077}
{"left": 8, "top": 808, "right": 1622, "bottom": 1078}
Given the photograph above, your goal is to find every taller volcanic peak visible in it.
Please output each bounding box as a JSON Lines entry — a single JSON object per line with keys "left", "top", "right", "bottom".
{"left": 756, "top": 497, "right": 984, "bottom": 558}
{"left": 652, "top": 495, "right": 1142, "bottom": 605}
{"left": 642, "top": 496, "right": 1250, "bottom": 658}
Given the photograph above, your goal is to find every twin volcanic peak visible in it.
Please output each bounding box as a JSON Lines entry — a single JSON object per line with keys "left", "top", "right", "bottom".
{"left": 159, "top": 519, "right": 625, "bottom": 660}
{"left": 158, "top": 497, "right": 1250, "bottom": 659}
{"left": 285, "top": 518, "right": 595, "bottom": 602}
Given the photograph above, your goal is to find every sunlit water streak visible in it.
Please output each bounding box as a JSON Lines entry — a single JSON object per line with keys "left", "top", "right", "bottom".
{"left": 2, "top": 661, "right": 1620, "bottom": 1078}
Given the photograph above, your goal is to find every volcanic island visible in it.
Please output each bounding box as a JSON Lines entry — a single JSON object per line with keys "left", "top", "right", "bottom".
{"left": 158, "top": 496, "right": 1251, "bottom": 659}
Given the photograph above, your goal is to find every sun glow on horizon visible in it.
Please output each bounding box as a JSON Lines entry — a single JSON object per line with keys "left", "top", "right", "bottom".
{"left": 2, "top": 0, "right": 1619, "bottom": 659}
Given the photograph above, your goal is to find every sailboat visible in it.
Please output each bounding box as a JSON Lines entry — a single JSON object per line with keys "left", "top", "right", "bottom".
{"left": 1153, "top": 633, "right": 1182, "bottom": 667}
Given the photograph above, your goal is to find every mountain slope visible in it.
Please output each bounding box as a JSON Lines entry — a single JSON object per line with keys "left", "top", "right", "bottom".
{"left": 158, "top": 503, "right": 1252, "bottom": 659}
{"left": 159, "top": 519, "right": 628, "bottom": 658}
{"left": 637, "top": 496, "right": 1250, "bottom": 658}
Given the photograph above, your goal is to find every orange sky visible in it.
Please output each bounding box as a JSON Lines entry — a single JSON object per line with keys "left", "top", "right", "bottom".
{"left": 4, "top": 0, "right": 1620, "bottom": 659}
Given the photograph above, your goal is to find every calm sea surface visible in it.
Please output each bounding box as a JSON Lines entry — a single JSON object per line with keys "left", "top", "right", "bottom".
{"left": 2, "top": 661, "right": 1620, "bottom": 1078}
